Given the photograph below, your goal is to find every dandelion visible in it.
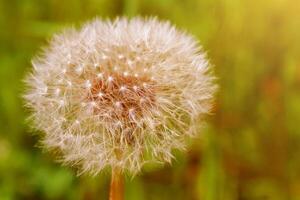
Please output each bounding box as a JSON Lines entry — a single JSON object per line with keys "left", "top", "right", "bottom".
{"left": 24, "top": 17, "right": 217, "bottom": 200}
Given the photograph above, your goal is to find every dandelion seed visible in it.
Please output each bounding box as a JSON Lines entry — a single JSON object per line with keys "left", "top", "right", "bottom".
{"left": 123, "top": 71, "right": 129, "bottom": 77}
{"left": 75, "top": 66, "right": 83, "bottom": 74}
{"left": 85, "top": 80, "right": 91, "bottom": 88}
{"left": 54, "top": 88, "right": 60, "bottom": 96}
{"left": 115, "top": 121, "right": 122, "bottom": 127}
{"left": 59, "top": 100, "right": 65, "bottom": 107}
{"left": 97, "top": 73, "right": 103, "bottom": 79}
{"left": 140, "top": 97, "right": 146, "bottom": 103}
{"left": 133, "top": 85, "right": 138, "bottom": 91}
{"left": 115, "top": 101, "right": 122, "bottom": 108}
{"left": 119, "top": 86, "right": 126, "bottom": 92}
{"left": 94, "top": 63, "right": 99, "bottom": 68}
{"left": 41, "top": 87, "right": 48, "bottom": 94}
{"left": 67, "top": 81, "right": 72, "bottom": 87}
{"left": 127, "top": 59, "right": 133, "bottom": 66}
{"left": 113, "top": 66, "right": 119, "bottom": 71}
{"left": 128, "top": 108, "right": 135, "bottom": 115}
{"left": 97, "top": 92, "right": 104, "bottom": 97}
{"left": 102, "top": 54, "right": 108, "bottom": 60}
{"left": 90, "top": 101, "right": 96, "bottom": 107}
{"left": 108, "top": 76, "right": 113, "bottom": 82}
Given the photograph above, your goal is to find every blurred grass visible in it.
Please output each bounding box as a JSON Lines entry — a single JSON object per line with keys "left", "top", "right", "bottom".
{"left": 0, "top": 0, "right": 300, "bottom": 199}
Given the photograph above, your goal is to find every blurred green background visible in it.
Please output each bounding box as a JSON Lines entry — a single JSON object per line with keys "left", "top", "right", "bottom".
{"left": 1, "top": 0, "right": 300, "bottom": 199}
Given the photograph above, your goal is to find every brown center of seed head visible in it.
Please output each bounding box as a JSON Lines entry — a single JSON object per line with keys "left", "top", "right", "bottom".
{"left": 89, "top": 71, "right": 156, "bottom": 126}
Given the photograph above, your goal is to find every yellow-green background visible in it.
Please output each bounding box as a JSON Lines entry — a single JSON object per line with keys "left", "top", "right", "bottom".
{"left": 1, "top": 0, "right": 300, "bottom": 199}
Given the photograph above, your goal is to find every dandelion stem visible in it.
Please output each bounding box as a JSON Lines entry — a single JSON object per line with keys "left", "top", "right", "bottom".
{"left": 109, "top": 167, "right": 124, "bottom": 200}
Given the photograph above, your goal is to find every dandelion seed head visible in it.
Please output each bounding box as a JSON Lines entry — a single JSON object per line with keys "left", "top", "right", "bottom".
{"left": 24, "top": 17, "right": 216, "bottom": 175}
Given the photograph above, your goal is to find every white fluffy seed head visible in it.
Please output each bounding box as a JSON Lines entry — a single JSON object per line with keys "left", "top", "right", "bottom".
{"left": 24, "top": 17, "right": 217, "bottom": 175}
